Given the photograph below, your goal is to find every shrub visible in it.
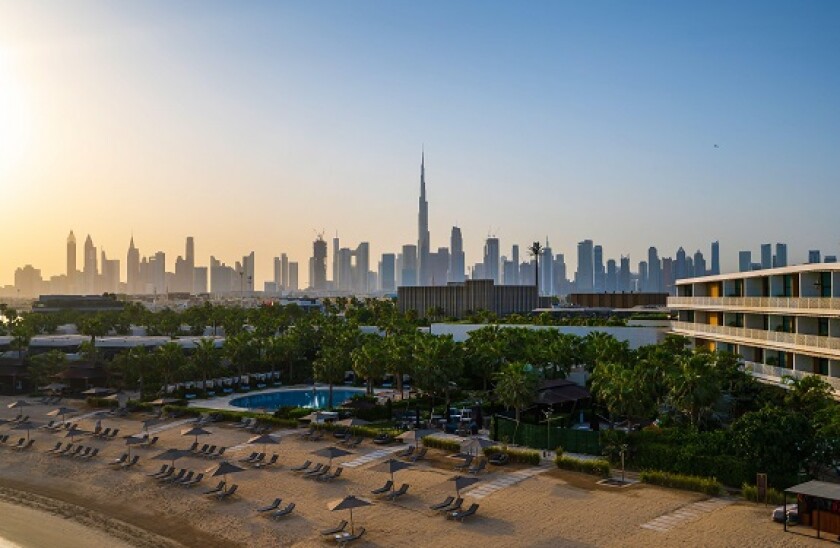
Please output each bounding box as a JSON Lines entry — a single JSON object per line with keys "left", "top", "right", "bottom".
{"left": 85, "top": 397, "right": 118, "bottom": 409}
{"left": 741, "top": 483, "right": 786, "bottom": 505}
{"left": 639, "top": 470, "right": 722, "bottom": 496}
{"left": 422, "top": 437, "right": 462, "bottom": 453}
{"left": 310, "top": 421, "right": 402, "bottom": 439}
{"left": 555, "top": 456, "right": 611, "bottom": 477}
{"left": 162, "top": 405, "right": 202, "bottom": 418}
{"left": 484, "top": 446, "right": 541, "bottom": 465}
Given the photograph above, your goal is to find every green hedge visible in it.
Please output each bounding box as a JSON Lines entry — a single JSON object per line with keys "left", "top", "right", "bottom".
{"left": 555, "top": 456, "right": 611, "bottom": 477}
{"left": 639, "top": 470, "right": 722, "bottom": 496}
{"left": 422, "top": 437, "right": 462, "bottom": 453}
{"left": 484, "top": 446, "right": 541, "bottom": 465}
{"left": 85, "top": 397, "right": 118, "bottom": 409}
{"left": 189, "top": 407, "right": 300, "bottom": 429}
{"left": 310, "top": 421, "right": 402, "bottom": 439}
{"left": 742, "top": 483, "right": 786, "bottom": 505}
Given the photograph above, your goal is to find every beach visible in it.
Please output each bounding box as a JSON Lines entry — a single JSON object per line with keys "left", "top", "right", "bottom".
{"left": 0, "top": 396, "right": 824, "bottom": 547}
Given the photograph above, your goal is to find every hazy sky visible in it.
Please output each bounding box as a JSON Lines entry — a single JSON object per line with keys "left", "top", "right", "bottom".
{"left": 1, "top": 2, "right": 839, "bottom": 286}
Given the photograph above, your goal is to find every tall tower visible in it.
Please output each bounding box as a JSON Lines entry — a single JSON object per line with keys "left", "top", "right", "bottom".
{"left": 417, "top": 150, "right": 431, "bottom": 286}
{"left": 312, "top": 236, "right": 328, "bottom": 290}
{"left": 83, "top": 235, "right": 97, "bottom": 294}
{"left": 66, "top": 231, "right": 77, "bottom": 293}
{"left": 448, "top": 226, "right": 465, "bottom": 283}
{"left": 127, "top": 236, "right": 140, "bottom": 294}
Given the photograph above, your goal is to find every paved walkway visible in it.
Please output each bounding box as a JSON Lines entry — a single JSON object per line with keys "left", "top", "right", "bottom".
{"left": 340, "top": 445, "right": 406, "bottom": 468}
{"left": 146, "top": 418, "right": 197, "bottom": 436}
{"left": 462, "top": 463, "right": 553, "bottom": 499}
{"left": 640, "top": 498, "right": 735, "bottom": 532}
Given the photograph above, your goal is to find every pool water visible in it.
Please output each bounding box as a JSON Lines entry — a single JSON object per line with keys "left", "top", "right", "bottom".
{"left": 229, "top": 387, "right": 364, "bottom": 410}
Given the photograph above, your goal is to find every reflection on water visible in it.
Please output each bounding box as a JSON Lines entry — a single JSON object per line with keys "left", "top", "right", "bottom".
{"left": 230, "top": 388, "right": 363, "bottom": 411}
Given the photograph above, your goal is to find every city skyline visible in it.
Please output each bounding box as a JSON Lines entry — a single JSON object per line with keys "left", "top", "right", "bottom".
{"left": 1, "top": 3, "right": 839, "bottom": 288}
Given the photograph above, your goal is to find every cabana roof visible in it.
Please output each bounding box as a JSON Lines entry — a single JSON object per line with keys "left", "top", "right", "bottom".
{"left": 786, "top": 480, "right": 840, "bottom": 500}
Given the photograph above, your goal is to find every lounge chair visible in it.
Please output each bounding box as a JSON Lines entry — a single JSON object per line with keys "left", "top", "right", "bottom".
{"left": 302, "top": 464, "right": 324, "bottom": 477}
{"left": 290, "top": 460, "right": 311, "bottom": 472}
{"left": 97, "top": 428, "right": 111, "bottom": 439}
{"left": 203, "top": 481, "right": 226, "bottom": 495}
{"left": 488, "top": 452, "right": 509, "bottom": 466}
{"left": 409, "top": 447, "right": 428, "bottom": 462}
{"left": 202, "top": 445, "right": 217, "bottom": 458}
{"left": 454, "top": 455, "right": 473, "bottom": 471}
{"left": 335, "top": 527, "right": 365, "bottom": 546}
{"left": 121, "top": 455, "right": 140, "bottom": 468}
{"left": 468, "top": 459, "right": 487, "bottom": 475}
{"left": 257, "top": 498, "right": 281, "bottom": 513}
{"left": 15, "top": 439, "right": 35, "bottom": 451}
{"left": 161, "top": 469, "right": 186, "bottom": 483}
{"left": 370, "top": 480, "right": 393, "bottom": 495}
{"left": 182, "top": 473, "right": 204, "bottom": 488}
{"left": 141, "top": 436, "right": 159, "bottom": 448}
{"left": 249, "top": 453, "right": 266, "bottom": 465}
{"left": 210, "top": 447, "right": 226, "bottom": 459}
{"left": 82, "top": 448, "right": 99, "bottom": 460}
{"left": 448, "top": 503, "right": 479, "bottom": 522}
{"left": 45, "top": 442, "right": 62, "bottom": 454}
{"left": 308, "top": 430, "right": 323, "bottom": 442}
{"left": 168, "top": 471, "right": 193, "bottom": 485}
{"left": 108, "top": 429, "right": 120, "bottom": 439}
{"left": 0, "top": 435, "right": 8, "bottom": 443}
{"left": 386, "top": 483, "right": 409, "bottom": 500}
{"left": 75, "top": 447, "right": 92, "bottom": 459}
{"left": 429, "top": 496, "right": 455, "bottom": 511}
{"left": 254, "top": 454, "right": 278, "bottom": 468}
{"left": 395, "top": 445, "right": 415, "bottom": 458}
{"left": 299, "top": 426, "right": 314, "bottom": 439}
{"left": 108, "top": 453, "right": 128, "bottom": 466}
{"left": 372, "top": 433, "right": 393, "bottom": 445}
{"left": 152, "top": 466, "right": 175, "bottom": 479}
{"left": 239, "top": 451, "right": 258, "bottom": 463}
{"left": 216, "top": 484, "right": 238, "bottom": 500}
{"left": 9, "top": 438, "right": 24, "bottom": 449}
{"left": 189, "top": 442, "right": 202, "bottom": 453}
{"left": 306, "top": 465, "right": 330, "bottom": 479}
{"left": 318, "top": 467, "right": 343, "bottom": 482}
{"left": 320, "top": 520, "right": 348, "bottom": 536}
{"left": 333, "top": 427, "right": 350, "bottom": 440}
{"left": 271, "top": 502, "right": 295, "bottom": 519}
{"left": 40, "top": 421, "right": 56, "bottom": 430}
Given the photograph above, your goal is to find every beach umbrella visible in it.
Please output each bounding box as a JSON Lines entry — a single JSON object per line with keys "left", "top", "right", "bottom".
{"left": 396, "top": 429, "right": 436, "bottom": 445}
{"left": 313, "top": 446, "right": 352, "bottom": 465}
{"left": 123, "top": 434, "right": 147, "bottom": 459}
{"left": 180, "top": 426, "right": 212, "bottom": 444}
{"left": 63, "top": 426, "right": 87, "bottom": 443}
{"left": 7, "top": 399, "right": 31, "bottom": 409}
{"left": 371, "top": 458, "right": 413, "bottom": 487}
{"left": 152, "top": 448, "right": 195, "bottom": 467}
{"left": 11, "top": 421, "right": 37, "bottom": 441}
{"left": 247, "top": 433, "right": 279, "bottom": 455}
{"left": 328, "top": 495, "right": 371, "bottom": 535}
{"left": 460, "top": 437, "right": 494, "bottom": 457}
{"left": 46, "top": 406, "right": 78, "bottom": 424}
{"left": 449, "top": 475, "right": 481, "bottom": 498}
{"left": 82, "top": 387, "right": 114, "bottom": 397}
{"left": 206, "top": 460, "right": 245, "bottom": 485}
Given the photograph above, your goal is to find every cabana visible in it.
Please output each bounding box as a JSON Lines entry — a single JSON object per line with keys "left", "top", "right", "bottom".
{"left": 784, "top": 480, "right": 840, "bottom": 539}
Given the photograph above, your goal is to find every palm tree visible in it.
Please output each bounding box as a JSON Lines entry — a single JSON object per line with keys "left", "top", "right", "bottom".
{"left": 313, "top": 318, "right": 359, "bottom": 408}
{"left": 413, "top": 334, "right": 463, "bottom": 415}
{"left": 528, "top": 241, "right": 543, "bottom": 289}
{"left": 494, "top": 361, "right": 538, "bottom": 440}
{"left": 156, "top": 342, "right": 185, "bottom": 395}
{"left": 667, "top": 352, "right": 723, "bottom": 427}
{"left": 351, "top": 334, "right": 388, "bottom": 395}
{"left": 192, "top": 338, "right": 221, "bottom": 391}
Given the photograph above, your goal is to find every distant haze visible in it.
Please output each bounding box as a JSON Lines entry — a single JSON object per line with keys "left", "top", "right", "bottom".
{"left": 1, "top": 2, "right": 838, "bottom": 286}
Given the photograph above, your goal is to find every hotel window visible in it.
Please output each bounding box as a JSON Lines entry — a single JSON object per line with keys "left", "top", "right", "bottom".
{"left": 817, "top": 358, "right": 829, "bottom": 376}
{"left": 782, "top": 275, "right": 793, "bottom": 297}
{"left": 819, "top": 273, "right": 832, "bottom": 297}
{"left": 819, "top": 318, "right": 830, "bottom": 337}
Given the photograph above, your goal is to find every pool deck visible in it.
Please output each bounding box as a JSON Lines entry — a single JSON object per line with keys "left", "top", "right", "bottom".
{"left": 186, "top": 384, "right": 374, "bottom": 412}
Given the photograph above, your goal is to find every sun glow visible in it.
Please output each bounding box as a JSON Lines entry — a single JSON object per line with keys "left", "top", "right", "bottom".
{"left": 0, "top": 50, "right": 32, "bottom": 178}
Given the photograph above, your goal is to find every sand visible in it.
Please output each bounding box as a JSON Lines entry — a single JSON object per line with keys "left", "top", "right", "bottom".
{"left": 0, "top": 396, "right": 824, "bottom": 547}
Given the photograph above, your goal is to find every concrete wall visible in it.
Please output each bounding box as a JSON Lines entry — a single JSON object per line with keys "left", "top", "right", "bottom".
{"left": 429, "top": 323, "right": 666, "bottom": 347}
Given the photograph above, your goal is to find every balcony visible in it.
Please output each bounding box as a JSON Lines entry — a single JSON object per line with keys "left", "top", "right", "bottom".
{"left": 667, "top": 296, "right": 840, "bottom": 316}
{"left": 670, "top": 321, "right": 840, "bottom": 358}
{"left": 742, "top": 360, "right": 840, "bottom": 392}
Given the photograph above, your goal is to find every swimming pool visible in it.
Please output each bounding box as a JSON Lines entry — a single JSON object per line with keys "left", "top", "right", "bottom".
{"left": 229, "top": 387, "right": 365, "bottom": 410}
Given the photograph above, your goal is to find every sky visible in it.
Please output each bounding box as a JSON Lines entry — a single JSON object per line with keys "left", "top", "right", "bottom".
{"left": 1, "top": 1, "right": 839, "bottom": 287}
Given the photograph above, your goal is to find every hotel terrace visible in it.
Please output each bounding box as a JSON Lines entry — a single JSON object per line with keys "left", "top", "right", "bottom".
{"left": 669, "top": 263, "right": 840, "bottom": 391}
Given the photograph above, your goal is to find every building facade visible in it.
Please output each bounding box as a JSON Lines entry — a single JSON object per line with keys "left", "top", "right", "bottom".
{"left": 398, "top": 279, "right": 541, "bottom": 319}
{"left": 669, "top": 264, "right": 840, "bottom": 391}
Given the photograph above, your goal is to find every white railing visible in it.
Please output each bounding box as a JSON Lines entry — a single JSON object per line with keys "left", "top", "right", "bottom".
{"left": 668, "top": 296, "right": 840, "bottom": 313}
{"left": 670, "top": 321, "right": 840, "bottom": 354}
{"left": 743, "top": 360, "right": 840, "bottom": 391}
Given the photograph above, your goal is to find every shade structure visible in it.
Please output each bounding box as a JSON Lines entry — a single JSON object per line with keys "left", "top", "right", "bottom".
{"left": 247, "top": 433, "right": 279, "bottom": 454}
{"left": 46, "top": 407, "right": 77, "bottom": 424}
{"left": 396, "top": 429, "right": 436, "bottom": 444}
{"left": 460, "top": 437, "right": 494, "bottom": 457}
{"left": 149, "top": 398, "right": 180, "bottom": 406}
{"left": 328, "top": 495, "right": 372, "bottom": 535}
{"left": 82, "top": 387, "right": 114, "bottom": 397}
{"left": 449, "top": 475, "right": 481, "bottom": 497}
{"left": 180, "top": 426, "right": 212, "bottom": 444}
{"left": 7, "top": 400, "right": 31, "bottom": 409}
{"left": 312, "top": 446, "right": 352, "bottom": 464}
{"left": 152, "top": 448, "right": 195, "bottom": 466}
{"left": 206, "top": 460, "right": 245, "bottom": 485}
{"left": 11, "top": 421, "right": 38, "bottom": 441}
{"left": 123, "top": 434, "right": 147, "bottom": 458}
{"left": 371, "top": 458, "right": 413, "bottom": 487}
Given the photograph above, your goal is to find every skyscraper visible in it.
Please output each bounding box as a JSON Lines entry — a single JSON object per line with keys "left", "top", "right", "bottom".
{"left": 417, "top": 150, "right": 431, "bottom": 286}
{"left": 710, "top": 241, "right": 720, "bottom": 275}
{"left": 511, "top": 245, "right": 520, "bottom": 285}
{"left": 127, "top": 236, "right": 139, "bottom": 294}
{"left": 761, "top": 243, "right": 772, "bottom": 269}
{"left": 66, "top": 231, "right": 76, "bottom": 293}
{"left": 332, "top": 235, "right": 340, "bottom": 286}
{"left": 83, "top": 235, "right": 97, "bottom": 294}
{"left": 647, "top": 247, "right": 661, "bottom": 292}
{"left": 186, "top": 236, "right": 195, "bottom": 293}
{"left": 312, "top": 236, "right": 327, "bottom": 290}
{"left": 401, "top": 244, "right": 417, "bottom": 287}
{"left": 575, "top": 240, "right": 594, "bottom": 292}
{"left": 483, "top": 237, "right": 500, "bottom": 283}
{"left": 675, "top": 247, "right": 687, "bottom": 280}
{"left": 593, "top": 245, "right": 605, "bottom": 292}
{"left": 739, "top": 251, "right": 752, "bottom": 273}
{"left": 541, "top": 239, "right": 553, "bottom": 296}
{"left": 606, "top": 259, "right": 617, "bottom": 292}
{"left": 619, "top": 255, "right": 631, "bottom": 292}
{"left": 774, "top": 243, "right": 788, "bottom": 268}
{"left": 288, "top": 262, "right": 299, "bottom": 291}
{"left": 693, "top": 250, "right": 706, "bottom": 277}
{"left": 281, "top": 253, "right": 289, "bottom": 290}
{"left": 809, "top": 250, "right": 821, "bottom": 264}
{"left": 379, "top": 253, "right": 396, "bottom": 292}
{"left": 448, "top": 226, "right": 465, "bottom": 283}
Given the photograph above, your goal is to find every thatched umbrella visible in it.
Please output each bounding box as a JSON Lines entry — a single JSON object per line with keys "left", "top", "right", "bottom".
{"left": 206, "top": 460, "right": 245, "bottom": 485}
{"left": 313, "top": 446, "right": 352, "bottom": 465}
{"left": 180, "top": 426, "right": 212, "bottom": 445}
{"left": 449, "top": 475, "right": 481, "bottom": 498}
{"left": 7, "top": 399, "right": 31, "bottom": 409}
{"left": 152, "top": 448, "right": 195, "bottom": 467}
{"left": 82, "top": 387, "right": 114, "bottom": 397}
{"left": 124, "top": 434, "right": 147, "bottom": 459}
{"left": 328, "top": 495, "right": 371, "bottom": 535}
{"left": 11, "top": 421, "right": 37, "bottom": 441}
{"left": 247, "top": 433, "right": 279, "bottom": 455}
{"left": 46, "top": 406, "right": 78, "bottom": 424}
{"left": 63, "top": 426, "right": 88, "bottom": 443}
{"left": 371, "top": 458, "right": 413, "bottom": 488}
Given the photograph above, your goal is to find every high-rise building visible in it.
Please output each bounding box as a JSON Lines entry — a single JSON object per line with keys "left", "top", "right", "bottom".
{"left": 554, "top": 253, "right": 568, "bottom": 294}
{"left": 648, "top": 247, "right": 661, "bottom": 292}
{"left": 693, "top": 250, "right": 706, "bottom": 277}
{"left": 240, "top": 251, "right": 255, "bottom": 293}
{"left": 100, "top": 250, "right": 120, "bottom": 294}
{"left": 337, "top": 248, "right": 352, "bottom": 291}
{"left": 332, "top": 235, "right": 340, "bottom": 286}
{"left": 575, "top": 240, "right": 594, "bottom": 292}
{"left": 379, "top": 253, "right": 396, "bottom": 292}
{"left": 353, "top": 242, "right": 370, "bottom": 293}
{"left": 638, "top": 261, "right": 648, "bottom": 292}
{"left": 774, "top": 243, "right": 788, "bottom": 268}
{"left": 511, "top": 245, "right": 520, "bottom": 285}
{"left": 606, "top": 259, "right": 617, "bottom": 292}
{"left": 593, "top": 245, "right": 605, "bottom": 292}
{"left": 431, "top": 247, "right": 449, "bottom": 286}
{"left": 66, "top": 231, "right": 76, "bottom": 292}
{"left": 662, "top": 257, "right": 674, "bottom": 294}
{"left": 710, "top": 241, "right": 720, "bottom": 275}
{"left": 540, "top": 240, "right": 553, "bottom": 296}
{"left": 312, "top": 236, "right": 327, "bottom": 290}
{"left": 288, "top": 262, "right": 299, "bottom": 291}
{"left": 83, "top": 235, "right": 97, "bottom": 294}
{"left": 417, "top": 151, "right": 431, "bottom": 286}
{"left": 185, "top": 237, "right": 195, "bottom": 293}
{"left": 401, "top": 244, "right": 417, "bottom": 287}
{"left": 448, "top": 226, "right": 465, "bottom": 283}
{"left": 281, "top": 253, "right": 289, "bottom": 290}
{"left": 675, "top": 247, "right": 687, "bottom": 280}
{"left": 193, "top": 267, "right": 208, "bottom": 294}
{"left": 739, "top": 251, "right": 752, "bottom": 273}
{"left": 809, "top": 250, "right": 821, "bottom": 264}
{"left": 483, "top": 237, "right": 500, "bottom": 284}
{"left": 127, "top": 236, "right": 140, "bottom": 294}
{"left": 273, "top": 257, "right": 283, "bottom": 289}
{"left": 151, "top": 251, "right": 166, "bottom": 293}
{"left": 761, "top": 243, "right": 772, "bottom": 269}
{"left": 619, "top": 255, "right": 631, "bottom": 292}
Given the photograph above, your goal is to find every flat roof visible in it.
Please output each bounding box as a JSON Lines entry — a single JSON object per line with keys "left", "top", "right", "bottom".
{"left": 786, "top": 480, "right": 840, "bottom": 500}
{"left": 676, "top": 263, "right": 840, "bottom": 286}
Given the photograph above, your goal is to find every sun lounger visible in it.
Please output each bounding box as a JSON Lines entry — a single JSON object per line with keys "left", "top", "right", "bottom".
{"left": 81, "top": 448, "right": 99, "bottom": 460}
{"left": 302, "top": 464, "right": 325, "bottom": 477}
{"left": 249, "top": 453, "right": 266, "bottom": 465}
{"left": 439, "top": 497, "right": 463, "bottom": 514}
{"left": 488, "top": 452, "right": 509, "bottom": 466}
{"left": 454, "top": 455, "right": 473, "bottom": 471}
{"left": 386, "top": 483, "right": 409, "bottom": 500}
{"left": 141, "top": 436, "right": 159, "bottom": 448}
{"left": 9, "top": 438, "right": 24, "bottom": 449}
{"left": 108, "top": 429, "right": 120, "bottom": 439}
{"left": 239, "top": 451, "right": 258, "bottom": 463}
{"left": 203, "top": 481, "right": 226, "bottom": 495}
{"left": 257, "top": 498, "right": 281, "bottom": 513}
{"left": 335, "top": 527, "right": 365, "bottom": 546}
{"left": 395, "top": 445, "right": 415, "bottom": 458}
{"left": 0, "top": 435, "right": 8, "bottom": 443}
{"left": 309, "top": 430, "right": 324, "bottom": 442}
{"left": 318, "top": 467, "right": 343, "bottom": 482}
{"left": 13, "top": 439, "right": 34, "bottom": 451}
{"left": 371, "top": 480, "right": 393, "bottom": 495}
{"left": 40, "top": 421, "right": 56, "bottom": 430}
{"left": 168, "top": 470, "right": 193, "bottom": 485}
{"left": 182, "top": 473, "right": 204, "bottom": 487}
{"left": 75, "top": 447, "right": 92, "bottom": 459}
{"left": 216, "top": 484, "right": 238, "bottom": 500}
{"left": 468, "top": 459, "right": 487, "bottom": 475}
{"left": 271, "top": 502, "right": 295, "bottom": 519}
{"left": 120, "top": 455, "right": 140, "bottom": 469}
{"left": 306, "top": 465, "right": 331, "bottom": 479}
{"left": 372, "top": 433, "right": 393, "bottom": 445}
{"left": 429, "top": 496, "right": 455, "bottom": 511}
{"left": 321, "top": 520, "right": 348, "bottom": 535}
{"left": 209, "top": 447, "right": 225, "bottom": 459}
{"left": 161, "top": 469, "right": 186, "bottom": 483}
{"left": 202, "top": 445, "right": 217, "bottom": 458}
{"left": 448, "top": 503, "right": 479, "bottom": 522}
{"left": 189, "top": 442, "right": 201, "bottom": 453}
{"left": 153, "top": 466, "right": 175, "bottom": 480}
{"left": 409, "top": 447, "right": 428, "bottom": 462}
{"left": 254, "top": 454, "right": 278, "bottom": 468}
{"left": 108, "top": 453, "right": 128, "bottom": 466}
{"left": 290, "top": 460, "right": 311, "bottom": 472}
{"left": 45, "top": 442, "right": 62, "bottom": 454}
{"left": 54, "top": 443, "right": 74, "bottom": 456}
{"left": 96, "top": 428, "right": 111, "bottom": 439}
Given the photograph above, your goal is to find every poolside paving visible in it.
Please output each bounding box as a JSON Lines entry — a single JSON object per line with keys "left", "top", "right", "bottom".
{"left": 340, "top": 445, "right": 406, "bottom": 468}
{"left": 462, "top": 462, "right": 553, "bottom": 499}
{"left": 640, "top": 497, "right": 735, "bottom": 532}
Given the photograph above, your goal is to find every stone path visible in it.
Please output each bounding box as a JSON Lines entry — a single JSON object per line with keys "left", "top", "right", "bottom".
{"left": 640, "top": 498, "right": 735, "bottom": 532}
{"left": 340, "top": 445, "right": 406, "bottom": 468}
{"left": 462, "top": 463, "right": 552, "bottom": 499}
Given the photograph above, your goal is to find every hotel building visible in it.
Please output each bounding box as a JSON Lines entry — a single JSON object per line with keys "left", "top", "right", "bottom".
{"left": 669, "top": 264, "right": 840, "bottom": 390}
